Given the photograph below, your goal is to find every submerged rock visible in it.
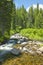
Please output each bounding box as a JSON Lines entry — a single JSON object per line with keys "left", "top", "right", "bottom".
{"left": 11, "top": 48, "right": 21, "bottom": 55}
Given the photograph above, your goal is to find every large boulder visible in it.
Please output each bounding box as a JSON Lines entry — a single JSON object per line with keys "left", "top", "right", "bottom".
{"left": 10, "top": 33, "right": 28, "bottom": 44}
{"left": 10, "top": 33, "right": 22, "bottom": 39}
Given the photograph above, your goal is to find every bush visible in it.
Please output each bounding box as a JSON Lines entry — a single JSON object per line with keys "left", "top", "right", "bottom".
{"left": 10, "top": 30, "right": 16, "bottom": 36}
{"left": 0, "top": 31, "right": 4, "bottom": 43}
{"left": 4, "top": 31, "right": 10, "bottom": 39}
{"left": 20, "top": 28, "right": 43, "bottom": 41}
{"left": 0, "top": 31, "right": 10, "bottom": 44}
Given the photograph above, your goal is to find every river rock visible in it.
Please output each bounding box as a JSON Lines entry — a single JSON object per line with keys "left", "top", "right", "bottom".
{"left": 37, "top": 47, "right": 43, "bottom": 53}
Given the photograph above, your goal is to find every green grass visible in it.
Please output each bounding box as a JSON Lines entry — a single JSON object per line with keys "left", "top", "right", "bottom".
{"left": 20, "top": 28, "right": 43, "bottom": 41}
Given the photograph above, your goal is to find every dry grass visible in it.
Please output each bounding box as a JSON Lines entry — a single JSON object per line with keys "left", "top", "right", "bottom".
{"left": 2, "top": 52, "right": 43, "bottom": 65}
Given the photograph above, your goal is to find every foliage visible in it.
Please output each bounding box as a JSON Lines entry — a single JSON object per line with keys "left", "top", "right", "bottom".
{"left": 0, "top": 30, "right": 4, "bottom": 43}
{"left": 20, "top": 28, "right": 43, "bottom": 41}
{"left": 10, "top": 29, "right": 16, "bottom": 35}
{"left": 15, "top": 4, "right": 43, "bottom": 29}
{"left": 0, "top": 2, "right": 43, "bottom": 43}
{"left": 0, "top": 0, "right": 13, "bottom": 43}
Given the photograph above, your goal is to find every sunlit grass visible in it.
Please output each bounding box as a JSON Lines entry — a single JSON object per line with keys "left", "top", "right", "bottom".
{"left": 2, "top": 52, "right": 43, "bottom": 65}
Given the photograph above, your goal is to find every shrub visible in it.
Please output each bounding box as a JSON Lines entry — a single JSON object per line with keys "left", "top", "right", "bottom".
{"left": 0, "top": 30, "right": 4, "bottom": 43}
{"left": 20, "top": 28, "right": 43, "bottom": 41}
{"left": 10, "top": 30, "right": 16, "bottom": 36}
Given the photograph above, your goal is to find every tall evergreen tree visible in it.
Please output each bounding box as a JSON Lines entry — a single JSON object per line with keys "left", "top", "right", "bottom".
{"left": 0, "top": 0, "right": 13, "bottom": 42}
{"left": 28, "top": 6, "right": 34, "bottom": 28}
